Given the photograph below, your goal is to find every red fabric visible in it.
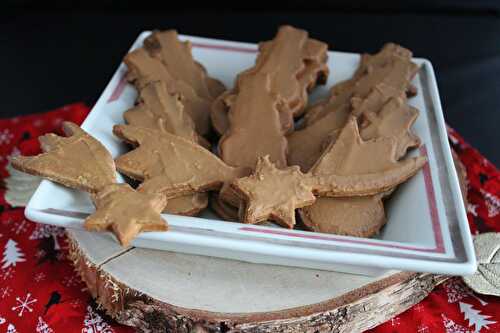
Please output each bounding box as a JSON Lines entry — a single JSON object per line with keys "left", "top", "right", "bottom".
{"left": 0, "top": 104, "right": 498, "bottom": 332}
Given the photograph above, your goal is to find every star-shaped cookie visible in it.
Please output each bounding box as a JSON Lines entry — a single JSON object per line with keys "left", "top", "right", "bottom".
{"left": 86, "top": 183, "right": 167, "bottom": 246}
{"left": 232, "top": 117, "right": 426, "bottom": 227}
{"left": 231, "top": 155, "right": 316, "bottom": 228}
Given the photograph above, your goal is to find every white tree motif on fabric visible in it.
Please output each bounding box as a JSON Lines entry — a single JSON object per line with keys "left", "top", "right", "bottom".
{"left": 480, "top": 189, "right": 499, "bottom": 218}
{"left": 82, "top": 305, "right": 114, "bottom": 333}
{"left": 36, "top": 316, "right": 54, "bottom": 333}
{"left": 11, "top": 292, "right": 37, "bottom": 317}
{"left": 2, "top": 239, "right": 26, "bottom": 269}
{"left": 442, "top": 314, "right": 473, "bottom": 333}
{"left": 459, "top": 302, "right": 496, "bottom": 333}
{"left": 30, "top": 224, "right": 65, "bottom": 250}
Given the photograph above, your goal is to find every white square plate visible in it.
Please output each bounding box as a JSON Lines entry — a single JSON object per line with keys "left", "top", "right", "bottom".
{"left": 25, "top": 32, "right": 476, "bottom": 276}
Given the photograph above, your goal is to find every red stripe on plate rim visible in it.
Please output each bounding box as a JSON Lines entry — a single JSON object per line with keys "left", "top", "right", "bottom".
{"left": 107, "top": 73, "right": 128, "bottom": 103}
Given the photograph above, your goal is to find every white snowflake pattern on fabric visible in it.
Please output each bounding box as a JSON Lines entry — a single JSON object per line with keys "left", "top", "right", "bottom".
{"left": 0, "top": 286, "right": 13, "bottom": 299}
{"left": 52, "top": 118, "right": 63, "bottom": 127}
{"left": 413, "top": 303, "right": 425, "bottom": 312}
{"left": 30, "top": 224, "right": 65, "bottom": 250}
{"left": 0, "top": 129, "right": 14, "bottom": 145}
{"left": 82, "top": 305, "right": 114, "bottom": 333}
{"left": 459, "top": 302, "right": 496, "bottom": 332}
{"left": 1, "top": 239, "right": 26, "bottom": 269}
{"left": 10, "top": 220, "right": 29, "bottom": 235}
{"left": 70, "top": 299, "right": 83, "bottom": 308}
{"left": 36, "top": 316, "right": 53, "bottom": 333}
{"left": 11, "top": 292, "right": 37, "bottom": 317}
{"left": 390, "top": 317, "right": 401, "bottom": 326}
{"left": 34, "top": 272, "right": 46, "bottom": 283}
{"left": 417, "top": 323, "right": 430, "bottom": 333}
{"left": 1, "top": 267, "right": 14, "bottom": 281}
{"left": 33, "top": 119, "right": 45, "bottom": 128}
{"left": 480, "top": 189, "right": 499, "bottom": 218}
{"left": 62, "top": 274, "right": 80, "bottom": 287}
{"left": 35, "top": 249, "right": 46, "bottom": 260}
{"left": 442, "top": 314, "right": 473, "bottom": 333}
{"left": 467, "top": 203, "right": 478, "bottom": 217}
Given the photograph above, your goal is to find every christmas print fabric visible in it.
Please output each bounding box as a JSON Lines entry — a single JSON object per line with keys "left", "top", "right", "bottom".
{"left": 0, "top": 103, "right": 498, "bottom": 332}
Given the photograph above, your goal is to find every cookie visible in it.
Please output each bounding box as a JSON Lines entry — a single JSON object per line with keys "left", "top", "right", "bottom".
{"left": 218, "top": 72, "right": 289, "bottom": 169}
{"left": 123, "top": 80, "right": 209, "bottom": 216}
{"left": 11, "top": 122, "right": 116, "bottom": 193}
{"left": 113, "top": 124, "right": 250, "bottom": 198}
{"left": 124, "top": 30, "right": 225, "bottom": 136}
{"left": 144, "top": 30, "right": 225, "bottom": 100}
{"left": 359, "top": 96, "right": 420, "bottom": 159}
{"left": 11, "top": 123, "right": 168, "bottom": 246}
{"left": 210, "top": 193, "right": 239, "bottom": 221}
{"left": 124, "top": 80, "right": 208, "bottom": 148}
{"left": 86, "top": 183, "right": 167, "bottom": 246}
{"left": 288, "top": 79, "right": 414, "bottom": 172}
{"left": 231, "top": 117, "right": 426, "bottom": 227}
{"left": 231, "top": 156, "right": 316, "bottom": 228}
{"left": 298, "top": 97, "right": 420, "bottom": 237}
{"left": 299, "top": 195, "right": 386, "bottom": 237}
{"left": 210, "top": 26, "right": 328, "bottom": 136}
{"left": 301, "top": 44, "right": 418, "bottom": 127}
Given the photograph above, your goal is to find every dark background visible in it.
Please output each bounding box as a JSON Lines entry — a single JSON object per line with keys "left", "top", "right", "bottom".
{"left": 1, "top": 2, "right": 499, "bottom": 165}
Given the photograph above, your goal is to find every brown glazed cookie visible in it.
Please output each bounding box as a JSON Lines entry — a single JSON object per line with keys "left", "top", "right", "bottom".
{"left": 298, "top": 94, "right": 420, "bottom": 237}
{"left": 12, "top": 123, "right": 169, "bottom": 246}
{"left": 231, "top": 156, "right": 316, "bottom": 228}
{"left": 87, "top": 183, "right": 167, "bottom": 246}
{"left": 124, "top": 30, "right": 225, "bottom": 136}
{"left": 359, "top": 96, "right": 420, "bottom": 159}
{"left": 123, "top": 80, "right": 209, "bottom": 216}
{"left": 210, "top": 193, "right": 239, "bottom": 221}
{"left": 218, "top": 72, "right": 289, "bottom": 169}
{"left": 210, "top": 26, "right": 328, "bottom": 136}
{"left": 113, "top": 125, "right": 250, "bottom": 198}
{"left": 231, "top": 118, "right": 426, "bottom": 228}
{"left": 11, "top": 122, "right": 116, "bottom": 193}
{"left": 143, "top": 30, "right": 225, "bottom": 100}
{"left": 287, "top": 62, "right": 417, "bottom": 172}
{"left": 301, "top": 44, "right": 418, "bottom": 127}
{"left": 124, "top": 81, "right": 208, "bottom": 147}
{"left": 299, "top": 195, "right": 386, "bottom": 237}
{"left": 308, "top": 117, "right": 425, "bottom": 197}
{"left": 303, "top": 43, "right": 416, "bottom": 126}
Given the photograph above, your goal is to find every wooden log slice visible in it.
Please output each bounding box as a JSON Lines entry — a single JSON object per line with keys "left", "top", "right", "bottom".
{"left": 66, "top": 154, "right": 468, "bottom": 332}
{"left": 67, "top": 231, "right": 446, "bottom": 333}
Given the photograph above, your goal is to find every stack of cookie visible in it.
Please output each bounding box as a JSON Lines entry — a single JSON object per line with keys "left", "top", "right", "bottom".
{"left": 11, "top": 26, "right": 427, "bottom": 246}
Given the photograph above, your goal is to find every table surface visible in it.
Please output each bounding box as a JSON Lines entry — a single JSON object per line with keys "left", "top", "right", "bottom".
{"left": 0, "top": 9, "right": 499, "bottom": 165}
